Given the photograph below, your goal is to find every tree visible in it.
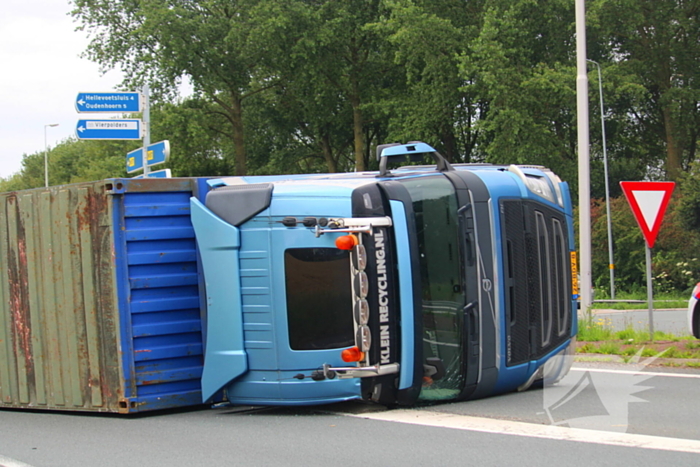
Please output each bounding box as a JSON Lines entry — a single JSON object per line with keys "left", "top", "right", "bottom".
{"left": 71, "top": 0, "right": 306, "bottom": 175}
{"left": 585, "top": 61, "right": 653, "bottom": 199}
{"left": 242, "top": 83, "right": 357, "bottom": 174}
{"left": 677, "top": 159, "right": 700, "bottom": 232}
{"left": 236, "top": 1, "right": 360, "bottom": 174}
{"left": 463, "top": 0, "right": 581, "bottom": 187}
{"left": 590, "top": 0, "right": 700, "bottom": 181}
{"left": 293, "top": 0, "right": 397, "bottom": 171}
{"left": 590, "top": 196, "right": 646, "bottom": 293}
{"left": 380, "top": 0, "right": 487, "bottom": 162}
{"left": 0, "top": 138, "right": 135, "bottom": 191}
{"left": 150, "top": 98, "right": 233, "bottom": 176}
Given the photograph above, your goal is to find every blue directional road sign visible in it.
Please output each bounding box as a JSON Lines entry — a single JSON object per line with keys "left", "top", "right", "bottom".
{"left": 133, "top": 169, "right": 172, "bottom": 179}
{"left": 75, "top": 92, "right": 142, "bottom": 113}
{"left": 144, "top": 140, "right": 170, "bottom": 167}
{"left": 125, "top": 140, "right": 170, "bottom": 173}
{"left": 126, "top": 147, "right": 144, "bottom": 174}
{"left": 76, "top": 119, "right": 143, "bottom": 140}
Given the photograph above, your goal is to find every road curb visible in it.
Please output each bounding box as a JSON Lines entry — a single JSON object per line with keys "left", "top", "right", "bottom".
{"left": 575, "top": 353, "right": 700, "bottom": 368}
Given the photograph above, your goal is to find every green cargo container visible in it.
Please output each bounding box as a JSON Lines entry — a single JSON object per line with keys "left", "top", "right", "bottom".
{"left": 0, "top": 178, "right": 210, "bottom": 413}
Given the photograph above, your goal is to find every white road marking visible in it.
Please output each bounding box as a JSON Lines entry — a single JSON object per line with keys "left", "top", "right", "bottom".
{"left": 345, "top": 409, "right": 700, "bottom": 453}
{"left": 0, "top": 455, "right": 34, "bottom": 467}
{"left": 571, "top": 366, "right": 700, "bottom": 379}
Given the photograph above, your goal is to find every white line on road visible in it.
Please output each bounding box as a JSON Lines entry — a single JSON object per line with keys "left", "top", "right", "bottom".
{"left": 344, "top": 409, "right": 700, "bottom": 454}
{"left": 571, "top": 366, "right": 700, "bottom": 379}
{"left": 0, "top": 455, "right": 34, "bottom": 467}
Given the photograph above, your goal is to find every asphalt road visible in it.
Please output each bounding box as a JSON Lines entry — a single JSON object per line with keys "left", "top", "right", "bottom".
{"left": 588, "top": 307, "right": 689, "bottom": 335}
{"left": 1, "top": 361, "right": 699, "bottom": 467}
{"left": 427, "top": 362, "right": 700, "bottom": 439}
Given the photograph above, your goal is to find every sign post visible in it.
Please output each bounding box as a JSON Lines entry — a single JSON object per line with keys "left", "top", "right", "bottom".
{"left": 142, "top": 85, "right": 151, "bottom": 175}
{"left": 620, "top": 181, "right": 675, "bottom": 339}
{"left": 75, "top": 86, "right": 170, "bottom": 178}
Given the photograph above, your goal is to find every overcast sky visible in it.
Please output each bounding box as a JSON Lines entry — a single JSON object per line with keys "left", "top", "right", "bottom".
{"left": 0, "top": 0, "right": 125, "bottom": 179}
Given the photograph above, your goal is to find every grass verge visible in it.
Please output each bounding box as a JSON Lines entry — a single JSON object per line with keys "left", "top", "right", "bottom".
{"left": 576, "top": 310, "right": 700, "bottom": 367}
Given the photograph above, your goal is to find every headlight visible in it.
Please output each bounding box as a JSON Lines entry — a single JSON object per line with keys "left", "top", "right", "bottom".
{"left": 352, "top": 244, "right": 367, "bottom": 270}
{"left": 354, "top": 299, "right": 369, "bottom": 325}
{"left": 542, "top": 169, "right": 565, "bottom": 207}
{"left": 356, "top": 326, "right": 372, "bottom": 352}
{"left": 508, "top": 165, "right": 559, "bottom": 205}
{"left": 525, "top": 175, "right": 554, "bottom": 202}
{"left": 354, "top": 271, "right": 368, "bottom": 298}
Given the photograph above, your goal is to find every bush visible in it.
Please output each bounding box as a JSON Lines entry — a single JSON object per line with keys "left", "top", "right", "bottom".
{"left": 587, "top": 193, "right": 700, "bottom": 296}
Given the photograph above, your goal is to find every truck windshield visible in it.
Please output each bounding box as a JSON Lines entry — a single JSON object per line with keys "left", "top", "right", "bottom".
{"left": 398, "top": 176, "right": 466, "bottom": 401}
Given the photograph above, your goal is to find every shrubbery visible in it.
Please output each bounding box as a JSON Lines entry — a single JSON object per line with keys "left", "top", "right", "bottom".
{"left": 587, "top": 169, "right": 700, "bottom": 297}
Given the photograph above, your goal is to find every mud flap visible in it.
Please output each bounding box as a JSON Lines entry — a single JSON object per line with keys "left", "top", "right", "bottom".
{"left": 191, "top": 198, "right": 248, "bottom": 402}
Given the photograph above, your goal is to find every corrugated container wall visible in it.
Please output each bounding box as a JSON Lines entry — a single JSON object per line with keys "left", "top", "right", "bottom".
{"left": 0, "top": 178, "right": 211, "bottom": 413}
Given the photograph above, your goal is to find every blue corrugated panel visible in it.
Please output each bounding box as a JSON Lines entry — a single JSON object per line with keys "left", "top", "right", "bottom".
{"left": 120, "top": 186, "right": 206, "bottom": 411}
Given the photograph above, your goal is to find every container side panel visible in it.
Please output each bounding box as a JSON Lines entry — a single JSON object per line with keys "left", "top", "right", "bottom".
{"left": 0, "top": 182, "right": 123, "bottom": 412}
{"left": 119, "top": 184, "right": 206, "bottom": 412}
{"left": 20, "top": 192, "right": 46, "bottom": 406}
{"left": 77, "top": 187, "right": 104, "bottom": 407}
{"left": 56, "top": 188, "right": 84, "bottom": 407}
{"left": 39, "top": 191, "right": 65, "bottom": 407}
{"left": 0, "top": 202, "right": 18, "bottom": 404}
{"left": 5, "top": 197, "right": 30, "bottom": 404}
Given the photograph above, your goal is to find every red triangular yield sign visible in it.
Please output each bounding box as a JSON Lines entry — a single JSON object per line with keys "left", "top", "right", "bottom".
{"left": 620, "top": 181, "right": 675, "bottom": 248}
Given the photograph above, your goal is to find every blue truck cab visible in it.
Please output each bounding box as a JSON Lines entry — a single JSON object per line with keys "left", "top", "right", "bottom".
{"left": 192, "top": 142, "right": 577, "bottom": 407}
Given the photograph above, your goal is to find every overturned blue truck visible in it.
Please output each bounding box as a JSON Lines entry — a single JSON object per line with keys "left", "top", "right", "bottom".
{"left": 0, "top": 142, "right": 576, "bottom": 413}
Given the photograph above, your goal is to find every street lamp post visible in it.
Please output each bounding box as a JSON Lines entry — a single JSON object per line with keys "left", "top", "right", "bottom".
{"left": 587, "top": 59, "right": 615, "bottom": 299}
{"left": 576, "top": 0, "right": 592, "bottom": 312}
{"left": 44, "top": 123, "right": 59, "bottom": 188}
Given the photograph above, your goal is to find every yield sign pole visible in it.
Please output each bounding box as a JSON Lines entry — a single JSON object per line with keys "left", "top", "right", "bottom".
{"left": 620, "top": 181, "right": 676, "bottom": 339}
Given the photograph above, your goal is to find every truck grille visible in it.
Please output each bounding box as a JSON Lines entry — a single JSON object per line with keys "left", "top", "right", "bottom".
{"left": 501, "top": 200, "right": 571, "bottom": 366}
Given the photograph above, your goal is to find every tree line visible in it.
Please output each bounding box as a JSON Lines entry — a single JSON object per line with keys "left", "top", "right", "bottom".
{"left": 4, "top": 0, "right": 700, "bottom": 295}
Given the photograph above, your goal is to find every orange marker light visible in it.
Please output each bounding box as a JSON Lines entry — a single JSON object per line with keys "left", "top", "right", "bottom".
{"left": 335, "top": 235, "right": 358, "bottom": 251}
{"left": 341, "top": 346, "right": 365, "bottom": 363}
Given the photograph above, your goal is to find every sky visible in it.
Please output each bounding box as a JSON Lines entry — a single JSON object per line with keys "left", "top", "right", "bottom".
{"left": 0, "top": 0, "right": 125, "bottom": 179}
